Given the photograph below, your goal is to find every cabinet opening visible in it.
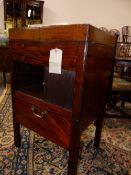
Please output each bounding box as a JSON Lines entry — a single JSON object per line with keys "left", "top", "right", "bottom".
{"left": 13, "top": 62, "right": 76, "bottom": 110}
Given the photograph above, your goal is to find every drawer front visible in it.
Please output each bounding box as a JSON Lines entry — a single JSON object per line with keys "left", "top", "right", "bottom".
{"left": 14, "top": 95, "right": 71, "bottom": 149}
{"left": 12, "top": 53, "right": 47, "bottom": 65}
{"left": 11, "top": 42, "right": 39, "bottom": 52}
{"left": 11, "top": 41, "right": 78, "bottom": 69}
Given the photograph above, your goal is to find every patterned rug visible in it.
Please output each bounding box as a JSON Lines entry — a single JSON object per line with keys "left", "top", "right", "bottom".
{"left": 0, "top": 88, "right": 131, "bottom": 175}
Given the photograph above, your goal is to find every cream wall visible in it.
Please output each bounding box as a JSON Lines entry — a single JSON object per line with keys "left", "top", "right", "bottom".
{"left": 0, "top": 1, "right": 4, "bottom": 30}
{"left": 0, "top": 0, "right": 131, "bottom": 30}
{"left": 43, "top": 0, "right": 131, "bottom": 30}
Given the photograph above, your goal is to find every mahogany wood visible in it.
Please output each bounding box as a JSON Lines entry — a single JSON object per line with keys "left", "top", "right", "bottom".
{"left": 9, "top": 24, "right": 116, "bottom": 175}
{"left": 0, "top": 46, "right": 11, "bottom": 87}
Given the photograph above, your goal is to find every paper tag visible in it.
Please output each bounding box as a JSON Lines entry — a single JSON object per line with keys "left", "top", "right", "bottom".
{"left": 49, "top": 48, "right": 62, "bottom": 74}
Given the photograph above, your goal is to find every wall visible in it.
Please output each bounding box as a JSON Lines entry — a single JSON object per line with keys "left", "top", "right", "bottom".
{"left": 0, "top": 0, "right": 131, "bottom": 30}
{"left": 43, "top": 0, "right": 131, "bottom": 30}
{"left": 0, "top": 1, "right": 4, "bottom": 30}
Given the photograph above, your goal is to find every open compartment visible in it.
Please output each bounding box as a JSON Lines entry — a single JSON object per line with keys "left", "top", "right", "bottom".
{"left": 13, "top": 62, "right": 76, "bottom": 110}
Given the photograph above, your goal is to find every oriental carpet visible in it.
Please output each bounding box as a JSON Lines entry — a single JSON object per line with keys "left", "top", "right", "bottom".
{"left": 0, "top": 86, "right": 131, "bottom": 175}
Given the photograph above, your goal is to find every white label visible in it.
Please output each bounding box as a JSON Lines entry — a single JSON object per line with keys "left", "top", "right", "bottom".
{"left": 49, "top": 48, "right": 62, "bottom": 74}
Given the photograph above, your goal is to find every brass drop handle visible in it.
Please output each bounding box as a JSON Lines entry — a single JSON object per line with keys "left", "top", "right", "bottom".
{"left": 31, "top": 105, "right": 48, "bottom": 119}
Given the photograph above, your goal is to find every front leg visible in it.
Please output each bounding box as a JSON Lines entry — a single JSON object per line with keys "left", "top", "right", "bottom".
{"left": 68, "top": 120, "right": 81, "bottom": 175}
{"left": 13, "top": 121, "right": 21, "bottom": 148}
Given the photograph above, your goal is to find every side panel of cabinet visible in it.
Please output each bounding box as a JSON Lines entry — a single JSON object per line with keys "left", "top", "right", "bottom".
{"left": 80, "top": 43, "right": 115, "bottom": 131}
{"left": 0, "top": 48, "right": 3, "bottom": 71}
{"left": 0, "top": 47, "right": 10, "bottom": 72}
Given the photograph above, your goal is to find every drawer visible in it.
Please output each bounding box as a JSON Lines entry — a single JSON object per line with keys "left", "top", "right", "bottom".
{"left": 12, "top": 53, "right": 48, "bottom": 65}
{"left": 39, "top": 43, "right": 77, "bottom": 68}
{"left": 11, "top": 41, "right": 78, "bottom": 69}
{"left": 11, "top": 42, "right": 39, "bottom": 52}
{"left": 14, "top": 95, "right": 71, "bottom": 149}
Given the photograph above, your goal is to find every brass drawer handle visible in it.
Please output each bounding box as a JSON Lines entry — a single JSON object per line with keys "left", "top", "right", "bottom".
{"left": 31, "top": 105, "right": 48, "bottom": 119}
